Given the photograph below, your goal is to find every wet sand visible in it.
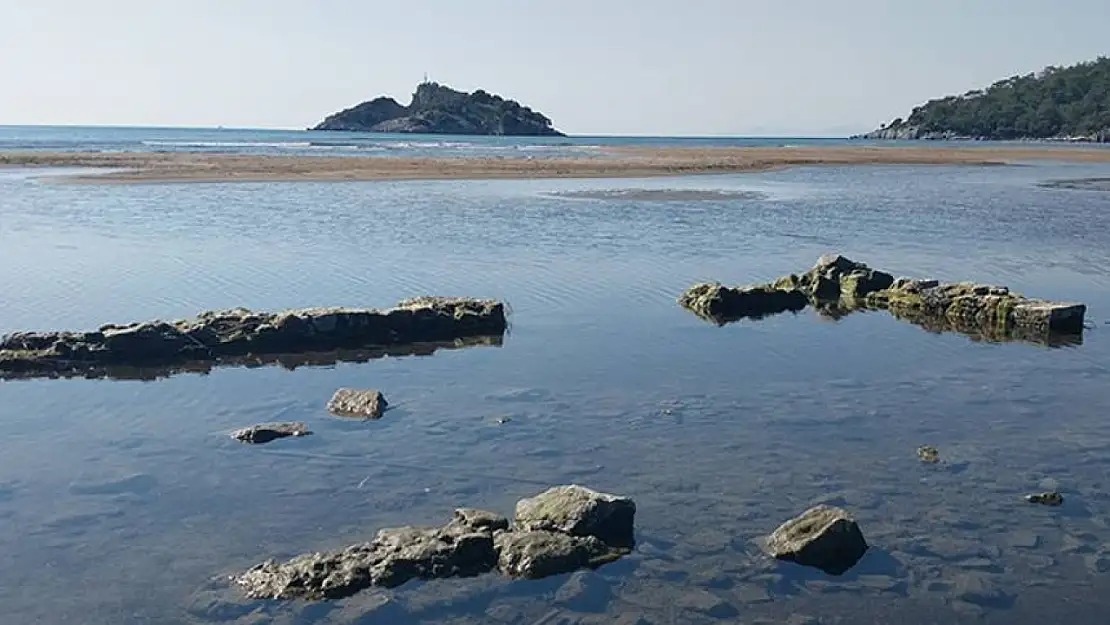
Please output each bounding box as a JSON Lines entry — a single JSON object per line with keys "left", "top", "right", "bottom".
{"left": 3, "top": 145, "right": 1110, "bottom": 183}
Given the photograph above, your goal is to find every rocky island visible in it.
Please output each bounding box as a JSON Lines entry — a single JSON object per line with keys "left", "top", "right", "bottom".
{"left": 311, "top": 81, "right": 564, "bottom": 136}
{"left": 855, "top": 57, "right": 1110, "bottom": 142}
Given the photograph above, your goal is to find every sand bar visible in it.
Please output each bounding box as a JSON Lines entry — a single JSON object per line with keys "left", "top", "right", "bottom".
{"left": 2, "top": 145, "right": 1110, "bottom": 184}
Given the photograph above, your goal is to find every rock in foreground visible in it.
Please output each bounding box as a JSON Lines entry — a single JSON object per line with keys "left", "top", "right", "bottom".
{"left": 0, "top": 297, "right": 506, "bottom": 379}
{"left": 679, "top": 254, "right": 1086, "bottom": 342}
{"left": 327, "top": 388, "right": 388, "bottom": 419}
{"left": 765, "top": 505, "right": 869, "bottom": 575}
{"left": 514, "top": 484, "right": 637, "bottom": 548}
{"left": 234, "top": 485, "right": 635, "bottom": 600}
{"left": 230, "top": 422, "right": 311, "bottom": 444}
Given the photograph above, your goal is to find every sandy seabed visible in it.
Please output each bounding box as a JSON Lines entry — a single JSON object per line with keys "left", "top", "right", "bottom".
{"left": 2, "top": 145, "right": 1110, "bottom": 184}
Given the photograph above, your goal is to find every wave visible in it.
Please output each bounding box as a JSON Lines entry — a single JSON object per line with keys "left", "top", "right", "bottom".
{"left": 142, "top": 140, "right": 315, "bottom": 149}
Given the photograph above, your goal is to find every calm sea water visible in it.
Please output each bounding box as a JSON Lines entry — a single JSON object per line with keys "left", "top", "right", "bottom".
{"left": 2, "top": 129, "right": 1110, "bottom": 624}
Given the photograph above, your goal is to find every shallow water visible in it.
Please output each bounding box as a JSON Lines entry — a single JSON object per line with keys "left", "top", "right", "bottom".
{"left": 3, "top": 160, "right": 1110, "bottom": 624}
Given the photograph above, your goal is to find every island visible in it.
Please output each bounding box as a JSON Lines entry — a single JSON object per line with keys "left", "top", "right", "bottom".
{"left": 856, "top": 57, "right": 1110, "bottom": 142}
{"left": 310, "top": 81, "right": 565, "bottom": 136}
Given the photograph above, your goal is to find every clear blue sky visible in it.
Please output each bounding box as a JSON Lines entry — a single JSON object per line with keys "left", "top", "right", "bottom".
{"left": 1, "top": 0, "right": 1106, "bottom": 136}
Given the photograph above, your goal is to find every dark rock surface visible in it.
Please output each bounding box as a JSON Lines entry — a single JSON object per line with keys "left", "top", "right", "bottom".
{"left": 233, "top": 485, "right": 635, "bottom": 601}
{"left": 312, "top": 81, "right": 564, "bottom": 136}
{"left": 230, "top": 421, "right": 311, "bottom": 444}
{"left": 765, "top": 504, "right": 869, "bottom": 575}
{"left": 678, "top": 283, "right": 807, "bottom": 324}
{"left": 1026, "top": 492, "right": 1064, "bottom": 506}
{"left": 0, "top": 297, "right": 506, "bottom": 379}
{"left": 326, "top": 388, "right": 388, "bottom": 419}
{"left": 679, "top": 254, "right": 1086, "bottom": 343}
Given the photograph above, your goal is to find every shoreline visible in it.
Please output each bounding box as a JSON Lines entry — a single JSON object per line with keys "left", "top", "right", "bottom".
{"left": 3, "top": 145, "right": 1110, "bottom": 184}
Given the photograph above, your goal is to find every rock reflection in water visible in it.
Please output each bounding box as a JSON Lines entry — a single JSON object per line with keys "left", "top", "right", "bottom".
{"left": 0, "top": 335, "right": 504, "bottom": 381}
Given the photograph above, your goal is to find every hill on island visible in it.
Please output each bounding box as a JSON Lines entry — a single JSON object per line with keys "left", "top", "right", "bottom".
{"left": 311, "top": 82, "right": 564, "bottom": 136}
{"left": 859, "top": 57, "right": 1110, "bottom": 142}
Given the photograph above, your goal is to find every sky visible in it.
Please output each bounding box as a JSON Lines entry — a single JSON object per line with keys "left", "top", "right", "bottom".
{"left": 1, "top": 0, "right": 1107, "bottom": 136}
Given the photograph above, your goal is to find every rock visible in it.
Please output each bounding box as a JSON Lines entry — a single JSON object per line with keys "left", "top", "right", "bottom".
{"left": 234, "top": 486, "right": 636, "bottom": 601}
{"left": 235, "top": 515, "right": 499, "bottom": 600}
{"left": 554, "top": 570, "right": 612, "bottom": 612}
{"left": 495, "top": 530, "right": 625, "bottom": 580}
{"left": 327, "top": 388, "right": 388, "bottom": 419}
{"left": 230, "top": 421, "right": 311, "bottom": 444}
{"left": 0, "top": 297, "right": 507, "bottom": 379}
{"left": 675, "top": 588, "right": 739, "bottom": 618}
{"left": 513, "top": 485, "right": 637, "bottom": 548}
{"left": 452, "top": 508, "right": 510, "bottom": 533}
{"left": 677, "top": 255, "right": 1086, "bottom": 341}
{"left": 765, "top": 505, "right": 868, "bottom": 575}
{"left": 312, "top": 81, "right": 564, "bottom": 136}
{"left": 916, "top": 445, "right": 940, "bottom": 463}
{"left": 677, "top": 283, "right": 807, "bottom": 324}
{"left": 1025, "top": 491, "right": 1064, "bottom": 506}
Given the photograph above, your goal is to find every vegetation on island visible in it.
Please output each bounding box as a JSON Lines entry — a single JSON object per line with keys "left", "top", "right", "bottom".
{"left": 312, "top": 82, "right": 564, "bottom": 136}
{"left": 862, "top": 57, "right": 1110, "bottom": 141}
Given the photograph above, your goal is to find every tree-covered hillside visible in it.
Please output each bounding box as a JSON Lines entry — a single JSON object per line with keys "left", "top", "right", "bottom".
{"left": 861, "top": 57, "right": 1110, "bottom": 141}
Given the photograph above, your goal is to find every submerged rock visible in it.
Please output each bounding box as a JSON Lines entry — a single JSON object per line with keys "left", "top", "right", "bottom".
{"left": 234, "top": 485, "right": 635, "bottom": 600}
{"left": 327, "top": 388, "right": 388, "bottom": 419}
{"left": 917, "top": 445, "right": 940, "bottom": 463}
{"left": 0, "top": 297, "right": 507, "bottom": 379}
{"left": 1026, "top": 492, "right": 1064, "bottom": 506}
{"left": 230, "top": 421, "right": 311, "bottom": 444}
{"left": 678, "top": 283, "right": 807, "bottom": 324}
{"left": 514, "top": 484, "right": 637, "bottom": 548}
{"left": 765, "top": 505, "right": 869, "bottom": 575}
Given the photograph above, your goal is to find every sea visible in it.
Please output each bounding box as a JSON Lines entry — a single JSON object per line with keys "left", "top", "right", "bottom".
{"left": 2, "top": 125, "right": 1110, "bottom": 624}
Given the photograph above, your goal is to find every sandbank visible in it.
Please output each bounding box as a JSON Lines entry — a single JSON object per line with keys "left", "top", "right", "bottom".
{"left": 2, "top": 145, "right": 1109, "bottom": 184}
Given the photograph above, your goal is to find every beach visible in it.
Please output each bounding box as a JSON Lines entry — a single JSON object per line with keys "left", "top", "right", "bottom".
{"left": 4, "top": 144, "right": 1110, "bottom": 183}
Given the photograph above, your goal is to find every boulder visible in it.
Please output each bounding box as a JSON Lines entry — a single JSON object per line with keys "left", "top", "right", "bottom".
{"left": 917, "top": 445, "right": 940, "bottom": 463}
{"left": 1025, "top": 492, "right": 1064, "bottom": 506}
{"left": 495, "top": 530, "right": 625, "bottom": 580}
{"left": 0, "top": 297, "right": 506, "bottom": 379}
{"left": 790, "top": 254, "right": 894, "bottom": 300}
{"left": 678, "top": 283, "right": 807, "bottom": 324}
{"left": 765, "top": 505, "right": 868, "bottom": 575}
{"left": 513, "top": 485, "right": 637, "bottom": 548}
{"left": 327, "top": 388, "right": 388, "bottom": 419}
{"left": 230, "top": 421, "right": 311, "bottom": 444}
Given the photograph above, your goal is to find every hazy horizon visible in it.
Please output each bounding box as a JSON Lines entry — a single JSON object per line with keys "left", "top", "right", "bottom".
{"left": 2, "top": 0, "right": 1107, "bottom": 136}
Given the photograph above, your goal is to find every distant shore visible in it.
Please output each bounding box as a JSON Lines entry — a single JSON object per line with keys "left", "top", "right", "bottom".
{"left": 3, "top": 145, "right": 1110, "bottom": 184}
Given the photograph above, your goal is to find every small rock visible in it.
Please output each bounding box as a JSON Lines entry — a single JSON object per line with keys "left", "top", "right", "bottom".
{"left": 1025, "top": 492, "right": 1063, "bottom": 506}
{"left": 675, "top": 588, "right": 739, "bottom": 619}
{"left": 496, "top": 416, "right": 512, "bottom": 424}
{"left": 495, "top": 530, "right": 624, "bottom": 580}
{"left": 327, "top": 388, "right": 388, "bottom": 419}
{"left": 765, "top": 505, "right": 868, "bottom": 575}
{"left": 554, "top": 570, "right": 612, "bottom": 612}
{"left": 916, "top": 445, "right": 939, "bottom": 463}
{"left": 514, "top": 484, "right": 636, "bottom": 548}
{"left": 230, "top": 421, "right": 311, "bottom": 444}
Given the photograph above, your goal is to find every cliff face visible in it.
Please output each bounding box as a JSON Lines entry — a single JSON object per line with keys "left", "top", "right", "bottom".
{"left": 312, "top": 82, "right": 565, "bottom": 136}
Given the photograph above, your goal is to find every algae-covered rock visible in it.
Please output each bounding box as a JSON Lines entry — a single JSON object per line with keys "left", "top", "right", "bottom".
{"left": 0, "top": 297, "right": 507, "bottom": 379}
{"left": 678, "top": 283, "right": 807, "bottom": 324}
{"left": 1026, "top": 492, "right": 1064, "bottom": 506}
{"left": 765, "top": 505, "right": 869, "bottom": 575}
